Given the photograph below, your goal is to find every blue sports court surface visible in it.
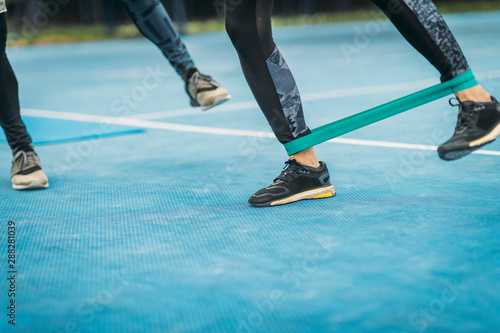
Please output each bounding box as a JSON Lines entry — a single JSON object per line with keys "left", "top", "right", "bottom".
{"left": 1, "top": 11, "right": 499, "bottom": 333}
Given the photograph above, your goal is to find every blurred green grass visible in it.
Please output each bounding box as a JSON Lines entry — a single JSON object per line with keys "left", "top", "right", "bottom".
{"left": 7, "top": 0, "right": 500, "bottom": 47}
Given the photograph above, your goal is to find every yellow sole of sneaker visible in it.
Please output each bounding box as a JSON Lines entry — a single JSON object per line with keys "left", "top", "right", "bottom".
{"left": 270, "top": 185, "right": 336, "bottom": 207}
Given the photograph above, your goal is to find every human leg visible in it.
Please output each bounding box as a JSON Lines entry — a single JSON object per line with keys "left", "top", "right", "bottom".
{"left": 122, "top": 0, "right": 231, "bottom": 110}
{"left": 371, "top": 0, "right": 499, "bottom": 160}
{"left": 0, "top": 13, "right": 48, "bottom": 189}
{"left": 225, "top": 0, "right": 334, "bottom": 207}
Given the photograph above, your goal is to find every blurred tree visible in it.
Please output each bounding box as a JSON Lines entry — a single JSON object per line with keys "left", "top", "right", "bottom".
{"left": 9, "top": 0, "right": 38, "bottom": 31}
{"left": 303, "top": 0, "right": 318, "bottom": 15}
{"left": 4, "top": 0, "right": 498, "bottom": 29}
{"left": 104, "top": 0, "right": 118, "bottom": 35}
{"left": 340, "top": 0, "right": 354, "bottom": 11}
{"left": 79, "top": 0, "right": 94, "bottom": 24}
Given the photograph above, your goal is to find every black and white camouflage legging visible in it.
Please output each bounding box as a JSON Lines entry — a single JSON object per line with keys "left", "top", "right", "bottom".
{"left": 225, "top": 0, "right": 471, "bottom": 145}
{"left": 122, "top": 0, "right": 195, "bottom": 76}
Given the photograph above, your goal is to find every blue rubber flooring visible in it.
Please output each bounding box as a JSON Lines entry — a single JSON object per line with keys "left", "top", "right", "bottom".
{"left": 1, "top": 11, "right": 499, "bottom": 333}
{"left": 0, "top": 116, "right": 143, "bottom": 145}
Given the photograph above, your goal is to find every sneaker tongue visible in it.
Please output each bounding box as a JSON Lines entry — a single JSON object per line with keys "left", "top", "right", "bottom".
{"left": 26, "top": 152, "right": 38, "bottom": 164}
{"left": 12, "top": 145, "right": 34, "bottom": 156}
{"left": 457, "top": 106, "right": 479, "bottom": 130}
{"left": 275, "top": 164, "right": 299, "bottom": 183}
{"left": 461, "top": 100, "right": 477, "bottom": 107}
{"left": 285, "top": 159, "right": 303, "bottom": 169}
{"left": 182, "top": 66, "right": 198, "bottom": 81}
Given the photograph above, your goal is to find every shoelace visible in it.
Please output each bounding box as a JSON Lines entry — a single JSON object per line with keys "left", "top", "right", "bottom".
{"left": 12, "top": 151, "right": 37, "bottom": 169}
{"left": 448, "top": 97, "right": 460, "bottom": 107}
{"left": 189, "top": 72, "right": 216, "bottom": 89}
{"left": 449, "top": 97, "right": 480, "bottom": 132}
{"left": 274, "top": 159, "right": 308, "bottom": 183}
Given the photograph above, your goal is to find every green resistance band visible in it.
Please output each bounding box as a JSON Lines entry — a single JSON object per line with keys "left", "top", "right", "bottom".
{"left": 284, "top": 70, "right": 478, "bottom": 155}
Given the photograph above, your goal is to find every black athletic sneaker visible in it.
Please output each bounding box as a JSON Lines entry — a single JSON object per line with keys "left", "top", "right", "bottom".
{"left": 438, "top": 97, "right": 500, "bottom": 161}
{"left": 248, "top": 159, "right": 335, "bottom": 207}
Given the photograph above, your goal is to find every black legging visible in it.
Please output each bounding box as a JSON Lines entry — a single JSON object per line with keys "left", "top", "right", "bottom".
{"left": 225, "top": 0, "right": 471, "bottom": 146}
{"left": 0, "top": 13, "right": 32, "bottom": 152}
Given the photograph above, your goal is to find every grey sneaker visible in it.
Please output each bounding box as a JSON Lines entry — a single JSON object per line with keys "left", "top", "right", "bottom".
{"left": 11, "top": 148, "right": 49, "bottom": 190}
{"left": 185, "top": 69, "right": 231, "bottom": 111}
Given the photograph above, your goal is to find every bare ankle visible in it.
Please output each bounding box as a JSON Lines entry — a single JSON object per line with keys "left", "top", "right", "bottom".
{"left": 289, "top": 147, "right": 320, "bottom": 168}
{"left": 456, "top": 85, "right": 491, "bottom": 103}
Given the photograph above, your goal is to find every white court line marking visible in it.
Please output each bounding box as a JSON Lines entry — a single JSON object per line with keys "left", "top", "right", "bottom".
{"left": 20, "top": 108, "right": 500, "bottom": 156}
{"left": 133, "top": 69, "right": 500, "bottom": 120}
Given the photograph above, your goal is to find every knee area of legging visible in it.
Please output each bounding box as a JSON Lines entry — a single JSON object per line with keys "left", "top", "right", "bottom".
{"left": 225, "top": 14, "right": 259, "bottom": 44}
{"left": 256, "top": 28, "right": 274, "bottom": 56}
{"left": 0, "top": 32, "right": 5, "bottom": 49}
{"left": 0, "top": 52, "right": 7, "bottom": 64}
{"left": 225, "top": 17, "right": 244, "bottom": 43}
{"left": 226, "top": 17, "right": 274, "bottom": 57}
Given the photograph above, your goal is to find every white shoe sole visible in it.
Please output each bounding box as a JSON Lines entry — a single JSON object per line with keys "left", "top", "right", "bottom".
{"left": 12, "top": 181, "right": 49, "bottom": 191}
{"left": 201, "top": 94, "right": 232, "bottom": 111}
